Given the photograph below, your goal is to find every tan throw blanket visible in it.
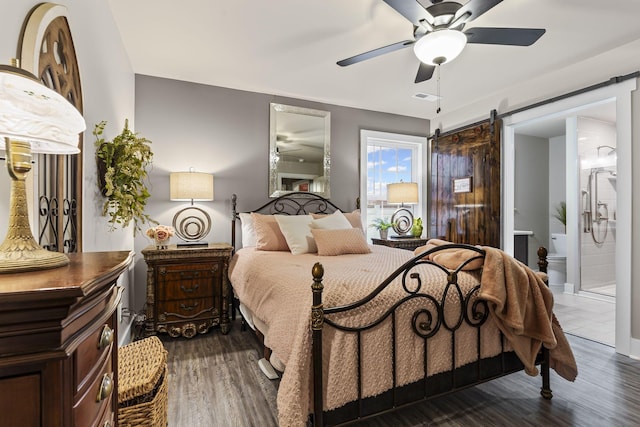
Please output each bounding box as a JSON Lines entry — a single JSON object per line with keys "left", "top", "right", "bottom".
{"left": 478, "top": 246, "right": 577, "bottom": 381}
{"left": 416, "top": 239, "right": 578, "bottom": 381}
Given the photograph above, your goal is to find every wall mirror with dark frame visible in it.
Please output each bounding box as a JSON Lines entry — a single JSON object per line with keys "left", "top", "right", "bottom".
{"left": 269, "top": 103, "right": 330, "bottom": 198}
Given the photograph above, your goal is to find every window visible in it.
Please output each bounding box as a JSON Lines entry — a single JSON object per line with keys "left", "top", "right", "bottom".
{"left": 360, "top": 130, "right": 427, "bottom": 241}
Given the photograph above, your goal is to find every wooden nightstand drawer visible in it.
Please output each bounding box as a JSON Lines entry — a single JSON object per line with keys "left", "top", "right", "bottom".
{"left": 74, "top": 320, "right": 115, "bottom": 394}
{"left": 156, "top": 266, "right": 220, "bottom": 301}
{"left": 158, "top": 298, "right": 219, "bottom": 319}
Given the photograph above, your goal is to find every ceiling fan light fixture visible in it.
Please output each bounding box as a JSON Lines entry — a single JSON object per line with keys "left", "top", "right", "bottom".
{"left": 413, "top": 29, "right": 467, "bottom": 66}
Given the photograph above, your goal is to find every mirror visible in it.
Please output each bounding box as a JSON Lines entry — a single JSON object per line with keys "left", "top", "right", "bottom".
{"left": 269, "top": 103, "right": 330, "bottom": 198}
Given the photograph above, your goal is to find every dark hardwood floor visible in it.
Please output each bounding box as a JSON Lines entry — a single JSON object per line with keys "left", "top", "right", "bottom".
{"left": 162, "top": 319, "right": 640, "bottom": 426}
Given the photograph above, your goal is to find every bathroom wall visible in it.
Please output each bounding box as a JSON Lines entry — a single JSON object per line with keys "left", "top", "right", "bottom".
{"left": 514, "top": 134, "right": 549, "bottom": 266}
{"left": 578, "top": 117, "right": 617, "bottom": 291}
{"left": 549, "top": 135, "right": 567, "bottom": 237}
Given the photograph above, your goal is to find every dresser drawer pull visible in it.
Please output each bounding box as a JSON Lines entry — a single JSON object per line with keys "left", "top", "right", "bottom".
{"left": 180, "top": 284, "right": 199, "bottom": 293}
{"left": 180, "top": 302, "right": 199, "bottom": 312}
{"left": 98, "top": 325, "right": 114, "bottom": 350}
{"left": 180, "top": 271, "right": 201, "bottom": 279}
{"left": 96, "top": 373, "right": 113, "bottom": 402}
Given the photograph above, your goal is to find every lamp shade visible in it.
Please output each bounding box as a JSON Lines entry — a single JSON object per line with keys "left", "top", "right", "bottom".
{"left": 0, "top": 65, "right": 85, "bottom": 153}
{"left": 413, "top": 29, "right": 467, "bottom": 66}
{"left": 170, "top": 171, "right": 214, "bottom": 201}
{"left": 387, "top": 182, "right": 419, "bottom": 204}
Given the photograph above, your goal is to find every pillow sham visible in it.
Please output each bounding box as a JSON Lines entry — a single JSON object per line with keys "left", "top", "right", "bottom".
{"left": 274, "top": 214, "right": 317, "bottom": 255}
{"left": 238, "top": 212, "right": 257, "bottom": 247}
{"left": 311, "top": 228, "right": 371, "bottom": 256}
{"left": 311, "top": 209, "right": 364, "bottom": 232}
{"left": 309, "top": 210, "right": 353, "bottom": 230}
{"left": 251, "top": 213, "right": 289, "bottom": 251}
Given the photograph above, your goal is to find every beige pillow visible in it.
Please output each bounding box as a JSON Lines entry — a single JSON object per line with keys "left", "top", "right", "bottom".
{"left": 251, "top": 213, "right": 289, "bottom": 251}
{"left": 310, "top": 210, "right": 353, "bottom": 230}
{"left": 274, "top": 215, "right": 317, "bottom": 255}
{"left": 311, "top": 228, "right": 371, "bottom": 256}
{"left": 311, "top": 209, "right": 364, "bottom": 232}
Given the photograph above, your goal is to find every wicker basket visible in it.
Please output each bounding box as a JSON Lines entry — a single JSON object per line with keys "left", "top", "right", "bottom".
{"left": 118, "top": 336, "right": 168, "bottom": 427}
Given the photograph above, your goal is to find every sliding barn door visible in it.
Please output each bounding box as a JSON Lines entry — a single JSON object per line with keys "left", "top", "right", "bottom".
{"left": 430, "top": 120, "right": 501, "bottom": 247}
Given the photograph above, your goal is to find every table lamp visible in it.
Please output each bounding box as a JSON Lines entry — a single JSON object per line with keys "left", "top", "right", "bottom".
{"left": 170, "top": 169, "right": 214, "bottom": 246}
{"left": 387, "top": 181, "right": 419, "bottom": 237}
{"left": 0, "top": 65, "right": 85, "bottom": 273}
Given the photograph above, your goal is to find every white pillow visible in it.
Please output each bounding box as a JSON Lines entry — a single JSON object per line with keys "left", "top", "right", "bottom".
{"left": 238, "top": 212, "right": 257, "bottom": 247}
{"left": 310, "top": 210, "right": 353, "bottom": 230}
{"left": 274, "top": 215, "right": 317, "bottom": 255}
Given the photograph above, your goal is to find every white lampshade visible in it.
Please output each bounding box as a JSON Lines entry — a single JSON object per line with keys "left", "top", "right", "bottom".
{"left": 0, "top": 65, "right": 85, "bottom": 153}
{"left": 170, "top": 171, "right": 214, "bottom": 201}
{"left": 387, "top": 182, "right": 419, "bottom": 204}
{"left": 413, "top": 29, "right": 467, "bottom": 66}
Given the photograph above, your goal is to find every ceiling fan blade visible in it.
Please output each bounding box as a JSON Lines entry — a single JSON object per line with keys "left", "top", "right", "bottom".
{"left": 382, "top": 0, "right": 434, "bottom": 26}
{"left": 337, "top": 40, "right": 415, "bottom": 66}
{"left": 465, "top": 27, "right": 546, "bottom": 46}
{"left": 454, "top": 0, "right": 503, "bottom": 23}
{"left": 415, "top": 62, "right": 435, "bottom": 83}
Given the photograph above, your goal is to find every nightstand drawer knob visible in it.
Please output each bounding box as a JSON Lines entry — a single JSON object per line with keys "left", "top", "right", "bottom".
{"left": 97, "top": 373, "right": 113, "bottom": 402}
{"left": 180, "top": 302, "right": 199, "bottom": 311}
{"left": 180, "top": 284, "right": 199, "bottom": 293}
{"left": 98, "top": 325, "right": 114, "bottom": 350}
{"left": 180, "top": 271, "right": 200, "bottom": 279}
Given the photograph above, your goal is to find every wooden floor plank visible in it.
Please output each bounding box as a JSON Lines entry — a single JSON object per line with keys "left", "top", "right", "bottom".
{"left": 162, "top": 320, "right": 640, "bottom": 426}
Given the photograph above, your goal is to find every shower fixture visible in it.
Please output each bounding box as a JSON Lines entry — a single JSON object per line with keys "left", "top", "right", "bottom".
{"left": 597, "top": 145, "right": 616, "bottom": 157}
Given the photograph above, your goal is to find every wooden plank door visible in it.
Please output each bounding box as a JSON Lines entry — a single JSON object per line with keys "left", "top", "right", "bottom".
{"left": 430, "top": 120, "right": 501, "bottom": 247}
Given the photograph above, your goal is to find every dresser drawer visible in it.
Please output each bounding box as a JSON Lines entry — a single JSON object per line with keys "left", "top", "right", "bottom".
{"left": 73, "top": 352, "right": 114, "bottom": 427}
{"left": 156, "top": 262, "right": 222, "bottom": 301}
{"left": 158, "top": 298, "right": 219, "bottom": 320}
{"left": 74, "top": 320, "right": 115, "bottom": 394}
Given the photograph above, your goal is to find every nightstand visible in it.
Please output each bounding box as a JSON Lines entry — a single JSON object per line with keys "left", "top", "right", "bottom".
{"left": 371, "top": 237, "right": 429, "bottom": 252}
{"left": 142, "top": 243, "right": 233, "bottom": 338}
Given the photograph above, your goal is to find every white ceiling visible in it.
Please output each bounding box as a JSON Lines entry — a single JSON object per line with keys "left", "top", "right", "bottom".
{"left": 107, "top": 0, "right": 640, "bottom": 128}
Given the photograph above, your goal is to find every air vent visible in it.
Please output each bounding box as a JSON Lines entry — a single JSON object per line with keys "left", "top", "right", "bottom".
{"left": 412, "top": 92, "right": 440, "bottom": 102}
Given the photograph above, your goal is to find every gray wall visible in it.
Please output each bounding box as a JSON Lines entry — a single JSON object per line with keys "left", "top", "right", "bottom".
{"left": 132, "top": 75, "right": 429, "bottom": 310}
{"left": 514, "top": 134, "right": 549, "bottom": 266}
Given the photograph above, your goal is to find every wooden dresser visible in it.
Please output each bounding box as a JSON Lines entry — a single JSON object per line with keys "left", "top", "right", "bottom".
{"left": 0, "top": 251, "right": 133, "bottom": 427}
{"left": 142, "top": 243, "right": 233, "bottom": 339}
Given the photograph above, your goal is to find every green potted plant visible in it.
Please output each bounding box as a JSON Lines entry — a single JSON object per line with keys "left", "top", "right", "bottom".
{"left": 369, "top": 217, "right": 396, "bottom": 240}
{"left": 552, "top": 201, "right": 567, "bottom": 232}
{"left": 94, "top": 119, "right": 156, "bottom": 234}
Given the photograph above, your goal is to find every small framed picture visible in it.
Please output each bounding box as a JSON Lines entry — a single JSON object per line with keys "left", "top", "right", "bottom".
{"left": 453, "top": 176, "right": 473, "bottom": 193}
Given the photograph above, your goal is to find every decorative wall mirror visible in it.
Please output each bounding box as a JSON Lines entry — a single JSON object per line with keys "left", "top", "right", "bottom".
{"left": 269, "top": 103, "right": 330, "bottom": 198}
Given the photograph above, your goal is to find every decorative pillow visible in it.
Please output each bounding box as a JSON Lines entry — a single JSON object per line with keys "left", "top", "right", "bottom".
{"left": 274, "top": 215, "right": 317, "bottom": 255}
{"left": 311, "top": 228, "right": 371, "bottom": 256}
{"left": 310, "top": 210, "right": 353, "bottom": 230}
{"left": 251, "top": 213, "right": 289, "bottom": 251}
{"left": 238, "top": 212, "right": 257, "bottom": 247}
{"left": 311, "top": 209, "right": 364, "bottom": 232}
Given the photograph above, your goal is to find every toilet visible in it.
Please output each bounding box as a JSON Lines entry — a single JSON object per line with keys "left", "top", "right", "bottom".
{"left": 547, "top": 233, "right": 567, "bottom": 287}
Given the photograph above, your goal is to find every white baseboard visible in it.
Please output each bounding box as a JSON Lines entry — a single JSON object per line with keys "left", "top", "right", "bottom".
{"left": 630, "top": 337, "right": 640, "bottom": 360}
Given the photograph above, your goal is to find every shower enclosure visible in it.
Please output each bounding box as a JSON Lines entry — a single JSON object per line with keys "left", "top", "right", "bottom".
{"left": 579, "top": 121, "right": 617, "bottom": 296}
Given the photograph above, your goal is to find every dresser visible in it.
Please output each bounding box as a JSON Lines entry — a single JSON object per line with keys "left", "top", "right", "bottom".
{"left": 142, "top": 243, "right": 233, "bottom": 338}
{"left": 0, "top": 251, "right": 133, "bottom": 427}
{"left": 371, "top": 237, "right": 429, "bottom": 252}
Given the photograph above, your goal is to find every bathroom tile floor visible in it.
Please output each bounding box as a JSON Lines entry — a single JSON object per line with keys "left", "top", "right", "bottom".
{"left": 550, "top": 286, "right": 615, "bottom": 347}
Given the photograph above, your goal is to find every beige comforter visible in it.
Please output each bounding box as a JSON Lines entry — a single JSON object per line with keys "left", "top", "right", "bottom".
{"left": 230, "top": 245, "right": 504, "bottom": 427}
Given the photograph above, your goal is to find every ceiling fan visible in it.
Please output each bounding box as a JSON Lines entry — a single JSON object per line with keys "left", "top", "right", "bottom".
{"left": 337, "top": 0, "right": 546, "bottom": 83}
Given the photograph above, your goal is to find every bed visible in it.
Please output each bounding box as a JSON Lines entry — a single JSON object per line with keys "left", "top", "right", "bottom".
{"left": 228, "top": 192, "right": 577, "bottom": 426}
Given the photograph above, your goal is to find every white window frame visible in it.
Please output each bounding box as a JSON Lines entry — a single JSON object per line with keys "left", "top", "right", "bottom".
{"left": 360, "top": 130, "right": 428, "bottom": 241}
